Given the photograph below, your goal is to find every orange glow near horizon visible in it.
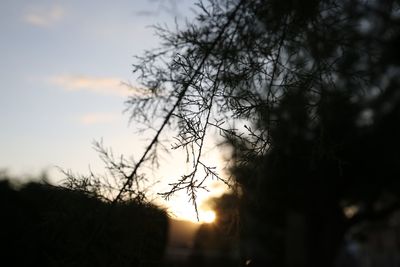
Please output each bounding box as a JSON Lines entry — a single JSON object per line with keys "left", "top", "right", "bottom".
{"left": 152, "top": 140, "right": 232, "bottom": 223}
{"left": 200, "top": 210, "right": 216, "bottom": 223}
{"left": 165, "top": 196, "right": 219, "bottom": 223}
{"left": 162, "top": 186, "right": 223, "bottom": 223}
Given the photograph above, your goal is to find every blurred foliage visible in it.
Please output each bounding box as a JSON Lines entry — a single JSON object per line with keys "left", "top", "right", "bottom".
{"left": 232, "top": 87, "right": 400, "bottom": 266}
{"left": 124, "top": 0, "right": 400, "bottom": 215}
{"left": 0, "top": 177, "right": 168, "bottom": 267}
{"left": 127, "top": 0, "right": 400, "bottom": 266}
{"left": 39, "top": 0, "right": 400, "bottom": 266}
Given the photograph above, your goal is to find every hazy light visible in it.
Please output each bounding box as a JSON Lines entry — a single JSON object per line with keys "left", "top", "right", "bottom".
{"left": 201, "top": 210, "right": 216, "bottom": 223}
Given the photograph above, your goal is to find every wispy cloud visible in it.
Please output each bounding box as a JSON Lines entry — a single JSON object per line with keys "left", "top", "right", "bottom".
{"left": 49, "top": 75, "right": 134, "bottom": 97}
{"left": 23, "top": 6, "right": 65, "bottom": 28}
{"left": 77, "top": 112, "right": 118, "bottom": 125}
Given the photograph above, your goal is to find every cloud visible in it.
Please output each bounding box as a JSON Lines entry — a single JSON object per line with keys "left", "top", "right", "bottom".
{"left": 49, "top": 75, "right": 134, "bottom": 97}
{"left": 77, "top": 112, "right": 118, "bottom": 125}
{"left": 23, "top": 6, "right": 65, "bottom": 27}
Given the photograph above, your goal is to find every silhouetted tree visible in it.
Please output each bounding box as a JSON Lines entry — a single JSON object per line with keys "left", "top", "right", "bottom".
{"left": 67, "top": 0, "right": 400, "bottom": 266}
{"left": 232, "top": 85, "right": 400, "bottom": 267}
{"left": 118, "top": 0, "right": 400, "bottom": 213}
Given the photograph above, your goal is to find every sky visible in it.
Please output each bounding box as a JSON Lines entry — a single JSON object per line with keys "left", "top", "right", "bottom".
{"left": 0, "top": 0, "right": 229, "bottom": 222}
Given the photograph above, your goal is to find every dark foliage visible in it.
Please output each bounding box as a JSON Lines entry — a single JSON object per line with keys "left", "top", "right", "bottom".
{"left": 57, "top": 0, "right": 400, "bottom": 266}
{"left": 0, "top": 180, "right": 168, "bottom": 267}
{"left": 124, "top": 0, "right": 400, "bottom": 266}
{"left": 233, "top": 80, "right": 400, "bottom": 267}
{"left": 122, "top": 0, "right": 400, "bottom": 216}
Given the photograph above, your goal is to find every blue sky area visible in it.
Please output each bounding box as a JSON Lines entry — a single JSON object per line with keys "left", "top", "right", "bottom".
{"left": 0, "top": 0, "right": 190, "bottom": 176}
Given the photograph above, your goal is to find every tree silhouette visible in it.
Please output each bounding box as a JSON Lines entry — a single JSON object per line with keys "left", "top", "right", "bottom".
{"left": 67, "top": 0, "right": 400, "bottom": 265}
{"left": 117, "top": 0, "right": 400, "bottom": 212}
{"left": 232, "top": 83, "right": 400, "bottom": 266}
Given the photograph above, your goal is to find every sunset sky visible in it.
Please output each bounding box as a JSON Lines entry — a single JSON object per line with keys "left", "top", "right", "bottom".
{"left": 0, "top": 0, "right": 228, "bottom": 222}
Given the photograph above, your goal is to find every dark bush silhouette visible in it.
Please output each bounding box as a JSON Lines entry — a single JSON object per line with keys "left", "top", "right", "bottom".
{"left": 0, "top": 179, "right": 168, "bottom": 267}
{"left": 232, "top": 88, "right": 400, "bottom": 267}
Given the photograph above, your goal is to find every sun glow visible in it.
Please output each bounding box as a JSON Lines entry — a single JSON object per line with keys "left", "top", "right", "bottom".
{"left": 154, "top": 144, "right": 230, "bottom": 223}
{"left": 200, "top": 210, "right": 216, "bottom": 223}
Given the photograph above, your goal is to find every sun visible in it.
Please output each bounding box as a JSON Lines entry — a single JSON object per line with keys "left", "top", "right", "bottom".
{"left": 200, "top": 210, "right": 216, "bottom": 223}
